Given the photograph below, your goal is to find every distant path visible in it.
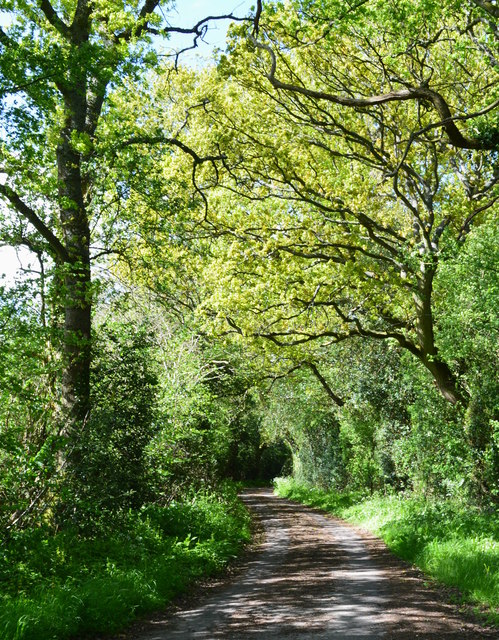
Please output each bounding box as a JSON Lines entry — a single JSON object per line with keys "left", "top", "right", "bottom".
{"left": 127, "top": 489, "right": 496, "bottom": 639}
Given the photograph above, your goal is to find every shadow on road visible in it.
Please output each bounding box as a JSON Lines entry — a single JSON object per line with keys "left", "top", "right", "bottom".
{"left": 126, "top": 489, "right": 496, "bottom": 640}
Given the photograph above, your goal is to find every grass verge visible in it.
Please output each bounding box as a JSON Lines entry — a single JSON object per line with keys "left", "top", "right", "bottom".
{"left": 274, "top": 476, "right": 499, "bottom": 625}
{"left": 0, "top": 483, "right": 251, "bottom": 640}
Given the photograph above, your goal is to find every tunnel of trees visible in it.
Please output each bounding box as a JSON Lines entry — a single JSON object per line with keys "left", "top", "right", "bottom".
{"left": 0, "top": 0, "right": 497, "bottom": 637}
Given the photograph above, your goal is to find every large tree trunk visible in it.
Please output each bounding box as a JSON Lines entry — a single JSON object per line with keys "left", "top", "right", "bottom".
{"left": 414, "top": 259, "right": 467, "bottom": 406}
{"left": 57, "top": 110, "right": 92, "bottom": 427}
{"left": 61, "top": 264, "right": 91, "bottom": 425}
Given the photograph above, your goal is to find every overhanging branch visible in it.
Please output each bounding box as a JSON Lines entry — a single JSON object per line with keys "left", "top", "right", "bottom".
{"left": 250, "top": 36, "right": 498, "bottom": 151}
{"left": 121, "top": 135, "right": 225, "bottom": 165}
{"left": 305, "top": 361, "right": 345, "bottom": 406}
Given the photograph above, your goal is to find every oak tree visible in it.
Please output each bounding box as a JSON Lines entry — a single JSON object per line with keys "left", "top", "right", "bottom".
{"left": 0, "top": 1, "right": 247, "bottom": 432}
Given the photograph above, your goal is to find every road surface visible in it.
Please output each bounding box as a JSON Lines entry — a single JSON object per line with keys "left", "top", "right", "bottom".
{"left": 122, "top": 489, "right": 496, "bottom": 639}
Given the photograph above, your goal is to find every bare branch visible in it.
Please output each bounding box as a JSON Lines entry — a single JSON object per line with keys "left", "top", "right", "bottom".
{"left": 154, "top": 13, "right": 248, "bottom": 37}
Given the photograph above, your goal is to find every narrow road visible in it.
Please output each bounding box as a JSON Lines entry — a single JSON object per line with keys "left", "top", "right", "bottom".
{"left": 130, "top": 489, "right": 496, "bottom": 639}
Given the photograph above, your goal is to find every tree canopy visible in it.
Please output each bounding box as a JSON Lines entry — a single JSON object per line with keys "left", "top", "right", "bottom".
{"left": 169, "top": 0, "right": 499, "bottom": 407}
{"left": 0, "top": 1, "right": 497, "bottom": 606}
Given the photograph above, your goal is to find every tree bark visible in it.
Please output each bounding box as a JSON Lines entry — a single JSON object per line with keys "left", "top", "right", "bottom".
{"left": 414, "top": 259, "right": 466, "bottom": 406}
{"left": 57, "top": 103, "right": 92, "bottom": 427}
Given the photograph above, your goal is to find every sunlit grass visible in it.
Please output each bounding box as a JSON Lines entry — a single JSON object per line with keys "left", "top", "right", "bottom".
{"left": 274, "top": 476, "right": 499, "bottom": 623}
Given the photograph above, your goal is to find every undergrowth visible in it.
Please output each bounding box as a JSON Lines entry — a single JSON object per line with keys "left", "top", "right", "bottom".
{"left": 274, "top": 476, "right": 499, "bottom": 625}
{"left": 0, "top": 483, "right": 251, "bottom": 640}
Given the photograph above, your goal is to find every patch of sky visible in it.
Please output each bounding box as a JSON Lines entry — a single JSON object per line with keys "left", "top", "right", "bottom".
{"left": 159, "top": 0, "right": 252, "bottom": 66}
{"left": 0, "top": 243, "right": 34, "bottom": 288}
{"left": 0, "top": 11, "right": 13, "bottom": 28}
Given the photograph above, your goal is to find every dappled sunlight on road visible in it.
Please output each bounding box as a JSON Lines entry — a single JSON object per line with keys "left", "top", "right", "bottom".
{"left": 140, "top": 489, "right": 388, "bottom": 638}
{"left": 134, "top": 490, "right": 495, "bottom": 640}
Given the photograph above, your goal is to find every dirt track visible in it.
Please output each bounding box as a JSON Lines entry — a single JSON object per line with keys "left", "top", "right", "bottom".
{"left": 124, "top": 489, "right": 496, "bottom": 639}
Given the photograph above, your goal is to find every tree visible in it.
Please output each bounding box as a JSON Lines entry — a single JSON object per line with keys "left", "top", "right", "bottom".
{"left": 191, "top": 0, "right": 498, "bottom": 406}
{"left": 0, "top": 1, "right": 249, "bottom": 433}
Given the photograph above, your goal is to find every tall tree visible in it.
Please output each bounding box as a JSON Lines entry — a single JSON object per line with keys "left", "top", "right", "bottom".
{"left": 193, "top": 0, "right": 498, "bottom": 405}
{"left": 0, "top": 1, "right": 247, "bottom": 430}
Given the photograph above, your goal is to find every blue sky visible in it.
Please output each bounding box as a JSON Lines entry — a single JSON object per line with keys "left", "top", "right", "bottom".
{"left": 161, "top": 0, "right": 253, "bottom": 63}
{"left": 168, "top": 0, "right": 253, "bottom": 34}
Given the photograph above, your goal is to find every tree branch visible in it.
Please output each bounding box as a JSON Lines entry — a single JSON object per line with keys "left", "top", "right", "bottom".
{"left": 389, "top": 98, "right": 499, "bottom": 177}
{"left": 458, "top": 194, "right": 499, "bottom": 240}
{"left": 121, "top": 135, "right": 225, "bottom": 165}
{"left": 70, "top": 0, "right": 92, "bottom": 42}
{"left": 305, "top": 361, "right": 345, "bottom": 406}
{"left": 274, "top": 245, "right": 346, "bottom": 263}
{"left": 253, "top": 0, "right": 263, "bottom": 36}
{"left": 257, "top": 328, "right": 348, "bottom": 347}
{"left": 262, "top": 361, "right": 305, "bottom": 383}
{"left": 152, "top": 13, "right": 248, "bottom": 37}
{"left": 39, "top": 0, "right": 71, "bottom": 37}
{"left": 471, "top": 0, "right": 499, "bottom": 19}
{"left": 250, "top": 36, "right": 498, "bottom": 151}
{"left": 0, "top": 73, "right": 57, "bottom": 97}
{"left": 0, "top": 184, "right": 70, "bottom": 262}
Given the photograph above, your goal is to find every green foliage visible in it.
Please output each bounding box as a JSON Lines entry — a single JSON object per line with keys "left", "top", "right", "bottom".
{"left": 339, "top": 403, "right": 385, "bottom": 494}
{"left": 436, "top": 220, "right": 499, "bottom": 499}
{"left": 275, "top": 478, "right": 499, "bottom": 620}
{"left": 345, "top": 496, "right": 499, "bottom": 618}
{"left": 384, "top": 355, "right": 472, "bottom": 499}
{"left": 0, "top": 278, "right": 62, "bottom": 531}
{"left": 436, "top": 220, "right": 499, "bottom": 376}
{"left": 145, "top": 323, "right": 246, "bottom": 497}
{"left": 123, "top": 300, "right": 279, "bottom": 496}
{"left": 262, "top": 333, "right": 493, "bottom": 503}
{"left": 200, "top": 0, "right": 499, "bottom": 413}
{"left": 60, "top": 321, "right": 159, "bottom": 528}
{"left": 260, "top": 368, "right": 345, "bottom": 489}
{"left": 273, "top": 476, "right": 360, "bottom": 512}
{"left": 0, "top": 484, "right": 250, "bottom": 640}
{"left": 1, "top": 0, "right": 498, "bottom": 634}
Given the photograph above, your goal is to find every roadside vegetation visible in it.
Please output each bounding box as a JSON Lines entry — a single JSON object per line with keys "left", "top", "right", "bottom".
{"left": 275, "top": 477, "right": 499, "bottom": 623}
{"left": 0, "top": 485, "right": 250, "bottom": 640}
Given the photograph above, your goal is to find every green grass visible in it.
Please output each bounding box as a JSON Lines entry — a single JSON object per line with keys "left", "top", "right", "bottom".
{"left": 0, "top": 484, "right": 251, "bottom": 640}
{"left": 274, "top": 476, "right": 499, "bottom": 624}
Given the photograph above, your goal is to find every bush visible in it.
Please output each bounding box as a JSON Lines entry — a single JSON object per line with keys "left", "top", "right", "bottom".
{"left": 0, "top": 484, "right": 251, "bottom": 640}
{"left": 60, "top": 323, "right": 159, "bottom": 528}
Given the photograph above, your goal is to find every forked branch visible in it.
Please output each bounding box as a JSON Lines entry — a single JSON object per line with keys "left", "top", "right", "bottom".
{"left": 250, "top": 36, "right": 498, "bottom": 151}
